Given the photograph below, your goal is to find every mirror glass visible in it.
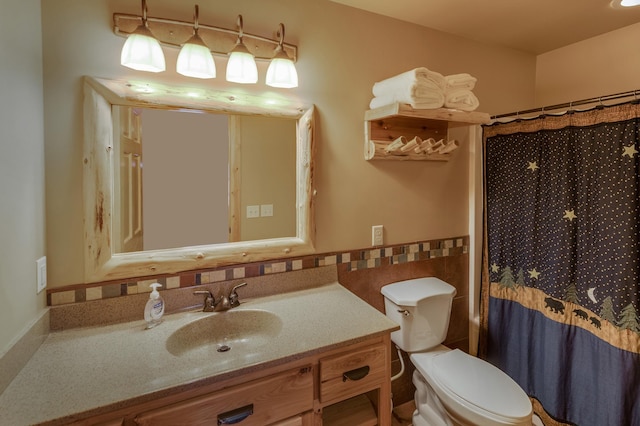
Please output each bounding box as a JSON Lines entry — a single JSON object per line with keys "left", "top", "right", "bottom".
{"left": 112, "top": 106, "right": 297, "bottom": 253}
{"left": 83, "top": 77, "right": 315, "bottom": 283}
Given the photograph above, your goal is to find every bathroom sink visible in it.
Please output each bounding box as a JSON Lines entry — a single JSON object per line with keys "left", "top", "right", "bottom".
{"left": 166, "top": 309, "right": 283, "bottom": 357}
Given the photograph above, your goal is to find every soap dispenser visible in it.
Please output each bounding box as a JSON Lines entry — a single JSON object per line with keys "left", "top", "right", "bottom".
{"left": 144, "top": 283, "right": 165, "bottom": 329}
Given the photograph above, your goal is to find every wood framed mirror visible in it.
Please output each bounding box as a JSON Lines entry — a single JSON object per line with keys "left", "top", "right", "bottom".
{"left": 83, "top": 76, "right": 315, "bottom": 283}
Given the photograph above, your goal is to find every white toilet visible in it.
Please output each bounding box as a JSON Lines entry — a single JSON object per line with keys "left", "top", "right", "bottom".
{"left": 381, "top": 277, "right": 533, "bottom": 426}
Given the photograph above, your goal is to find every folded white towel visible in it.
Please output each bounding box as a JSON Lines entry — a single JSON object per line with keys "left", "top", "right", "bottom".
{"left": 369, "top": 92, "right": 445, "bottom": 110}
{"left": 444, "top": 89, "right": 479, "bottom": 111}
{"left": 445, "top": 73, "right": 477, "bottom": 91}
{"left": 437, "top": 139, "right": 460, "bottom": 154}
{"left": 373, "top": 68, "right": 446, "bottom": 97}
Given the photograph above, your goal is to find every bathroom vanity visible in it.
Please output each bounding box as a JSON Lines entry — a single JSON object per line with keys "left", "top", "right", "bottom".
{"left": 132, "top": 335, "right": 388, "bottom": 426}
{"left": 0, "top": 283, "right": 398, "bottom": 426}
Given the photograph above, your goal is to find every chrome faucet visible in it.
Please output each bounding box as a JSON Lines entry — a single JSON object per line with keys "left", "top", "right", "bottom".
{"left": 193, "top": 290, "right": 218, "bottom": 312}
{"left": 229, "top": 282, "right": 247, "bottom": 308}
{"left": 193, "top": 282, "right": 247, "bottom": 312}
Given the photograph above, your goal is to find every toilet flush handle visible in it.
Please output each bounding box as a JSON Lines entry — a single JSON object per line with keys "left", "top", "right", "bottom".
{"left": 397, "top": 309, "right": 410, "bottom": 317}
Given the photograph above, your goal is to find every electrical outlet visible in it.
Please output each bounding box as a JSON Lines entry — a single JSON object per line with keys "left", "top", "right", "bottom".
{"left": 36, "top": 256, "right": 47, "bottom": 294}
{"left": 260, "top": 204, "right": 273, "bottom": 217}
{"left": 372, "top": 225, "right": 384, "bottom": 246}
{"left": 246, "top": 205, "right": 260, "bottom": 218}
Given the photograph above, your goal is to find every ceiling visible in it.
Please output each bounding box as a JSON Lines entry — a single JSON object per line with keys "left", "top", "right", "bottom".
{"left": 330, "top": 0, "right": 640, "bottom": 54}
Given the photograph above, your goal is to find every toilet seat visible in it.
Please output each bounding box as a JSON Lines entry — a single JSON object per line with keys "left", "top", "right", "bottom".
{"left": 411, "top": 349, "right": 532, "bottom": 426}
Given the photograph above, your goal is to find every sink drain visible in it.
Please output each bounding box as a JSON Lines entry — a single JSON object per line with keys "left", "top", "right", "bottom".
{"left": 217, "top": 344, "right": 231, "bottom": 352}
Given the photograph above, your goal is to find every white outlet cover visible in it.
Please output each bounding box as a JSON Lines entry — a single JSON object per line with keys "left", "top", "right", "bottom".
{"left": 36, "top": 256, "right": 47, "bottom": 294}
{"left": 372, "top": 225, "right": 384, "bottom": 246}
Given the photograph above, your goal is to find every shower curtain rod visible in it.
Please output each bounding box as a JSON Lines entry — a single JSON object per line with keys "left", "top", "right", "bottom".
{"left": 490, "top": 88, "right": 640, "bottom": 120}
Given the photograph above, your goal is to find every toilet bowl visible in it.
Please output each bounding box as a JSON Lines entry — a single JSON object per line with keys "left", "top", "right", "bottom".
{"left": 381, "top": 278, "right": 532, "bottom": 426}
{"left": 412, "top": 346, "right": 532, "bottom": 425}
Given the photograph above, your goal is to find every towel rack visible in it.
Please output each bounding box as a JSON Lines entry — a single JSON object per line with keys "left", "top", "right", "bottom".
{"left": 364, "top": 103, "right": 490, "bottom": 161}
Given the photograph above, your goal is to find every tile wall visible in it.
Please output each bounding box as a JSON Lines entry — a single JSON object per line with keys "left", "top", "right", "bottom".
{"left": 48, "top": 236, "right": 469, "bottom": 308}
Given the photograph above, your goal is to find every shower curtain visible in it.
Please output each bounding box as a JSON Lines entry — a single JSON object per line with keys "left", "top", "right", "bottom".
{"left": 480, "top": 103, "right": 640, "bottom": 426}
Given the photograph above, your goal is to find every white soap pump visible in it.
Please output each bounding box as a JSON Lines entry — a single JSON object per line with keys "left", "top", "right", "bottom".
{"left": 144, "top": 283, "right": 165, "bottom": 329}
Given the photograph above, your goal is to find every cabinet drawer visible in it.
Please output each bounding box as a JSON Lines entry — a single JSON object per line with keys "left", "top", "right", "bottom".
{"left": 270, "top": 414, "right": 305, "bottom": 426}
{"left": 319, "top": 344, "right": 387, "bottom": 404}
{"left": 135, "top": 366, "right": 313, "bottom": 426}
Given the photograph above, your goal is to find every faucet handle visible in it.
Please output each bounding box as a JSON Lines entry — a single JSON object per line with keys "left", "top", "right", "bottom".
{"left": 194, "top": 290, "right": 216, "bottom": 312}
{"left": 229, "top": 282, "right": 247, "bottom": 308}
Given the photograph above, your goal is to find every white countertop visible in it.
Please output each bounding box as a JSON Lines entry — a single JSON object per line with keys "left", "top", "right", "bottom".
{"left": 0, "top": 283, "right": 398, "bottom": 425}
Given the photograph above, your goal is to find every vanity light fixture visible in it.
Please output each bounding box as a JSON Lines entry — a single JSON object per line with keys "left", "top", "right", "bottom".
{"left": 266, "top": 24, "right": 299, "bottom": 88}
{"left": 176, "top": 5, "right": 216, "bottom": 79}
{"left": 120, "top": 0, "right": 165, "bottom": 73}
{"left": 610, "top": 0, "right": 640, "bottom": 6}
{"left": 225, "top": 15, "right": 259, "bottom": 84}
{"left": 114, "top": 5, "right": 298, "bottom": 87}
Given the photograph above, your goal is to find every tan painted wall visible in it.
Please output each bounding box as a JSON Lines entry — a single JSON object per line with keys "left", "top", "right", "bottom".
{"left": 536, "top": 22, "right": 640, "bottom": 107}
{"left": 0, "top": 0, "right": 47, "bottom": 353}
{"left": 41, "top": 0, "right": 535, "bottom": 288}
{"left": 238, "top": 116, "right": 297, "bottom": 241}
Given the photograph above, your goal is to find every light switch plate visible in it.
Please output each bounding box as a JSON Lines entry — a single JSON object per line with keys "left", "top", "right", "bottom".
{"left": 260, "top": 204, "right": 273, "bottom": 217}
{"left": 36, "top": 256, "right": 47, "bottom": 294}
{"left": 247, "top": 205, "right": 260, "bottom": 218}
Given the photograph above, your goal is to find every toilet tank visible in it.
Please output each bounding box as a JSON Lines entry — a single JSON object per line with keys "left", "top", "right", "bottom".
{"left": 381, "top": 277, "right": 457, "bottom": 352}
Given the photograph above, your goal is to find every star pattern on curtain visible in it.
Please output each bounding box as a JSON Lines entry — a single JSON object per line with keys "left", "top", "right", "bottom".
{"left": 622, "top": 144, "right": 638, "bottom": 158}
{"left": 486, "top": 119, "right": 640, "bottom": 324}
{"left": 528, "top": 268, "right": 541, "bottom": 279}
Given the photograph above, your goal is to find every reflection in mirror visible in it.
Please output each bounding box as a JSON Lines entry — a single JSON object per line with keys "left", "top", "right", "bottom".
{"left": 112, "top": 106, "right": 297, "bottom": 253}
{"left": 83, "top": 77, "right": 314, "bottom": 283}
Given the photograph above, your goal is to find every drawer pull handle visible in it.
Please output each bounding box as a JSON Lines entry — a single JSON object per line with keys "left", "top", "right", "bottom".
{"left": 217, "top": 404, "right": 254, "bottom": 425}
{"left": 342, "top": 365, "right": 370, "bottom": 382}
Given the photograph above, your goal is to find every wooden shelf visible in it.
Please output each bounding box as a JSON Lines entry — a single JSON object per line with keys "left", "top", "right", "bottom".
{"left": 322, "top": 394, "right": 378, "bottom": 426}
{"left": 364, "top": 103, "right": 490, "bottom": 161}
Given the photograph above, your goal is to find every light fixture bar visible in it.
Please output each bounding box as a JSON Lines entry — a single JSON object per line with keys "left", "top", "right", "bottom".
{"left": 114, "top": 13, "right": 297, "bottom": 62}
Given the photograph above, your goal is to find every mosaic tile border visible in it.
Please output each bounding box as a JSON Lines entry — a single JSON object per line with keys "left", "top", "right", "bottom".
{"left": 47, "top": 236, "right": 469, "bottom": 306}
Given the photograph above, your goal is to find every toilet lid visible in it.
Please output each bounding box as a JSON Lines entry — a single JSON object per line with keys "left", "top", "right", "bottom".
{"left": 430, "top": 350, "right": 531, "bottom": 419}
{"left": 381, "top": 277, "right": 456, "bottom": 306}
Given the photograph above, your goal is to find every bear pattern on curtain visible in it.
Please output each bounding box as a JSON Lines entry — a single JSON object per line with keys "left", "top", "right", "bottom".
{"left": 480, "top": 103, "right": 640, "bottom": 426}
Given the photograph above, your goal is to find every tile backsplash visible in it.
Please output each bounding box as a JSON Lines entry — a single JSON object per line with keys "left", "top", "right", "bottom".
{"left": 47, "top": 236, "right": 468, "bottom": 306}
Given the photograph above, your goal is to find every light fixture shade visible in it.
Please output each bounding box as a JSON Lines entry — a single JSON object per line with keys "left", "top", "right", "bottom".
{"left": 177, "top": 36, "right": 216, "bottom": 79}
{"left": 226, "top": 45, "right": 258, "bottom": 84}
{"left": 120, "top": 25, "right": 165, "bottom": 72}
{"left": 266, "top": 57, "right": 298, "bottom": 88}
